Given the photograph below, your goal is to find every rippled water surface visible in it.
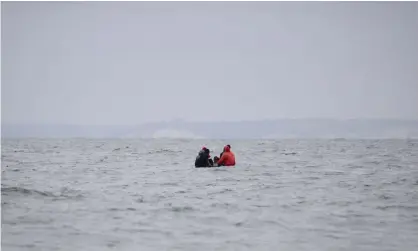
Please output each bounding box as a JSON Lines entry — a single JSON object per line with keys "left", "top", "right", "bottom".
{"left": 2, "top": 139, "right": 418, "bottom": 251}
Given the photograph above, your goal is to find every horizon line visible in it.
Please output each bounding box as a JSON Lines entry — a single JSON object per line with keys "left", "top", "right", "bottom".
{"left": 2, "top": 136, "right": 418, "bottom": 140}
{"left": 2, "top": 117, "right": 418, "bottom": 126}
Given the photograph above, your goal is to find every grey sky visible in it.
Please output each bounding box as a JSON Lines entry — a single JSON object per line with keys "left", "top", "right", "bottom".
{"left": 2, "top": 1, "right": 418, "bottom": 125}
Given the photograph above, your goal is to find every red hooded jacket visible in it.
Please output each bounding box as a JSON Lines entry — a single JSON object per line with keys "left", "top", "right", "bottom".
{"left": 216, "top": 145, "right": 235, "bottom": 166}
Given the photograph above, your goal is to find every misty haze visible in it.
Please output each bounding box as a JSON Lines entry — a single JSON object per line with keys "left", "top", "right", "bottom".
{"left": 1, "top": 2, "right": 418, "bottom": 251}
{"left": 2, "top": 1, "right": 418, "bottom": 138}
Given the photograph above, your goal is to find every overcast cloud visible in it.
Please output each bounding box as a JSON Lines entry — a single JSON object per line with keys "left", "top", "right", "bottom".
{"left": 2, "top": 1, "right": 418, "bottom": 125}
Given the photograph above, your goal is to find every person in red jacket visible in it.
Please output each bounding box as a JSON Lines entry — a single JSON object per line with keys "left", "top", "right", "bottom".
{"left": 219, "top": 144, "right": 231, "bottom": 159}
{"left": 216, "top": 145, "right": 235, "bottom": 166}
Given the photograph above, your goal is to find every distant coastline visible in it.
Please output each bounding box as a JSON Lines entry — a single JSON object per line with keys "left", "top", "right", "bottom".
{"left": 2, "top": 118, "right": 418, "bottom": 139}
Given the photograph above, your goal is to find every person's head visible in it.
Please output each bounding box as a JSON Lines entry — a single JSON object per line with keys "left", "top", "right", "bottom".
{"left": 214, "top": 156, "right": 219, "bottom": 162}
{"left": 199, "top": 147, "right": 208, "bottom": 155}
{"left": 221, "top": 145, "right": 231, "bottom": 153}
{"left": 204, "top": 148, "right": 211, "bottom": 157}
{"left": 223, "top": 145, "right": 231, "bottom": 152}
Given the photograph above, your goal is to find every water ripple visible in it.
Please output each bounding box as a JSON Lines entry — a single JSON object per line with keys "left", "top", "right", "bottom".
{"left": 1, "top": 138, "right": 418, "bottom": 251}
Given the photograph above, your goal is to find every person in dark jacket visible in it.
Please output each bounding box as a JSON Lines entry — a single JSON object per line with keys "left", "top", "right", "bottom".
{"left": 195, "top": 147, "right": 213, "bottom": 168}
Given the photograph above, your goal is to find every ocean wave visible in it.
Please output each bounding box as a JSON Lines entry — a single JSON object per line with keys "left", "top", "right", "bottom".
{"left": 2, "top": 138, "right": 418, "bottom": 251}
{"left": 148, "top": 148, "right": 183, "bottom": 154}
{"left": 1, "top": 185, "right": 84, "bottom": 200}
